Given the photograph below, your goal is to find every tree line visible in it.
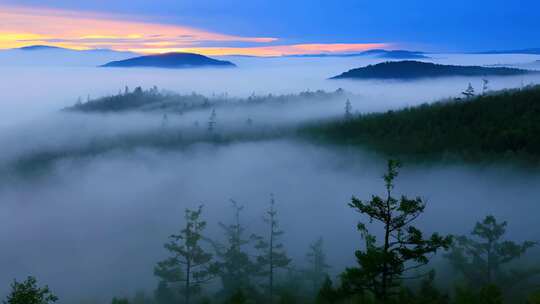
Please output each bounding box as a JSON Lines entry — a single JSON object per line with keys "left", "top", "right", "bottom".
{"left": 3, "top": 161, "right": 540, "bottom": 304}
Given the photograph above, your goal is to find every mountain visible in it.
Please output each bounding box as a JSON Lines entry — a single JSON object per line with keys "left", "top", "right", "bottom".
{"left": 288, "top": 49, "right": 429, "bottom": 59}
{"left": 17, "top": 45, "right": 66, "bottom": 51}
{"left": 331, "top": 60, "right": 535, "bottom": 80}
{"left": 475, "top": 48, "right": 540, "bottom": 55}
{"left": 101, "top": 52, "right": 236, "bottom": 68}
{"left": 0, "top": 45, "right": 136, "bottom": 67}
{"left": 302, "top": 85, "right": 540, "bottom": 162}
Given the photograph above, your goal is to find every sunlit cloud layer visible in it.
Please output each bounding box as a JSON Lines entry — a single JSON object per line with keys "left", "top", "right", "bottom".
{"left": 0, "top": 5, "right": 390, "bottom": 56}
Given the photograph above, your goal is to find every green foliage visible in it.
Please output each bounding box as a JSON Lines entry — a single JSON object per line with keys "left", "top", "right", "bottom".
{"left": 454, "top": 284, "right": 503, "bottom": 304}
{"left": 213, "top": 200, "right": 258, "bottom": 298}
{"left": 303, "top": 85, "right": 540, "bottom": 163}
{"left": 154, "top": 281, "right": 176, "bottom": 304}
{"left": 154, "top": 206, "right": 216, "bottom": 304}
{"left": 445, "top": 215, "right": 538, "bottom": 290}
{"left": 305, "top": 237, "right": 331, "bottom": 293}
{"left": 111, "top": 298, "right": 130, "bottom": 304}
{"left": 3, "top": 276, "right": 58, "bottom": 304}
{"left": 252, "top": 194, "right": 292, "bottom": 302}
{"left": 224, "top": 290, "right": 247, "bottom": 304}
{"left": 340, "top": 160, "right": 452, "bottom": 303}
{"left": 528, "top": 290, "right": 540, "bottom": 304}
{"left": 316, "top": 276, "right": 340, "bottom": 304}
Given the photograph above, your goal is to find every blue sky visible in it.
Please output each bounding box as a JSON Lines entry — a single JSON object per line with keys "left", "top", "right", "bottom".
{"left": 1, "top": 0, "right": 539, "bottom": 53}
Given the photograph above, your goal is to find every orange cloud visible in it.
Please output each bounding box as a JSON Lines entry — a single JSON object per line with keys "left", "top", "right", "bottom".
{"left": 130, "top": 43, "right": 390, "bottom": 57}
{"left": 0, "top": 5, "right": 390, "bottom": 56}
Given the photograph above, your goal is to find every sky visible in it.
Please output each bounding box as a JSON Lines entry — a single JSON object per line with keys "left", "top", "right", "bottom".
{"left": 0, "top": 0, "right": 538, "bottom": 56}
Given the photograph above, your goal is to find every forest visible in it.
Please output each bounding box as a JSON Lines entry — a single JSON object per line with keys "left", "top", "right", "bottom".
{"left": 3, "top": 160, "right": 539, "bottom": 304}
{"left": 303, "top": 84, "right": 540, "bottom": 163}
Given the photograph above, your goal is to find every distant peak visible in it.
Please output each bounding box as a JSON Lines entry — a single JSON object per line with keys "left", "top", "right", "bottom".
{"left": 17, "top": 45, "right": 66, "bottom": 51}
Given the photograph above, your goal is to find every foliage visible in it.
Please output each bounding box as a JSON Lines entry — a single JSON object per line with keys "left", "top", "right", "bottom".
{"left": 445, "top": 215, "right": 538, "bottom": 290}
{"left": 340, "top": 160, "right": 452, "bottom": 302}
{"left": 213, "top": 200, "right": 258, "bottom": 298}
{"left": 252, "top": 194, "right": 292, "bottom": 302}
{"left": 305, "top": 237, "right": 331, "bottom": 293}
{"left": 303, "top": 85, "right": 540, "bottom": 163}
{"left": 3, "top": 276, "right": 58, "bottom": 304}
{"left": 154, "top": 206, "right": 216, "bottom": 304}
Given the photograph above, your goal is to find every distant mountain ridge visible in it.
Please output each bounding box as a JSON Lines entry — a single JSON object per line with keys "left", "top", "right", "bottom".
{"left": 101, "top": 52, "right": 236, "bottom": 68}
{"left": 331, "top": 60, "right": 535, "bottom": 80}
{"left": 475, "top": 48, "right": 540, "bottom": 55}
{"left": 288, "top": 49, "right": 429, "bottom": 59}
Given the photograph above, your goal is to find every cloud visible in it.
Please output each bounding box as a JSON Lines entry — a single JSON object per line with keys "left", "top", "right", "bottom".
{"left": 0, "top": 5, "right": 390, "bottom": 56}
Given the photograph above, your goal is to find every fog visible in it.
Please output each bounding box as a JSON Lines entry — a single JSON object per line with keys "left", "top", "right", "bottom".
{"left": 1, "top": 52, "right": 540, "bottom": 303}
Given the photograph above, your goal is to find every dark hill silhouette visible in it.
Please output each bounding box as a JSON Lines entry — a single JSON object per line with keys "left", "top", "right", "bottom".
{"left": 331, "top": 60, "right": 534, "bottom": 80}
{"left": 101, "top": 52, "right": 236, "bottom": 68}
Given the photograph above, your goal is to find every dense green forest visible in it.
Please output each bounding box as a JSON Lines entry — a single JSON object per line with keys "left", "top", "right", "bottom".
{"left": 330, "top": 61, "right": 535, "bottom": 80}
{"left": 302, "top": 85, "right": 540, "bottom": 163}
{"left": 67, "top": 87, "right": 349, "bottom": 113}
{"left": 4, "top": 161, "right": 539, "bottom": 304}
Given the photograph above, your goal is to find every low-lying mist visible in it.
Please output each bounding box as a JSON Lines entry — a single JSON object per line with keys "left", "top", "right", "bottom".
{"left": 1, "top": 53, "right": 540, "bottom": 303}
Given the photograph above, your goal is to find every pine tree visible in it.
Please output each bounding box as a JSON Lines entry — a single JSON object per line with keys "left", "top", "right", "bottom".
{"left": 253, "top": 194, "right": 291, "bottom": 303}
{"left": 340, "top": 160, "right": 452, "bottom": 303}
{"left": 344, "top": 99, "right": 353, "bottom": 120}
{"left": 3, "top": 276, "right": 58, "bottom": 304}
{"left": 305, "top": 237, "right": 331, "bottom": 293}
{"left": 462, "top": 83, "right": 475, "bottom": 99}
{"left": 154, "top": 206, "right": 216, "bottom": 304}
{"left": 482, "top": 79, "right": 490, "bottom": 95}
{"left": 208, "top": 109, "right": 217, "bottom": 132}
{"left": 214, "top": 200, "right": 257, "bottom": 297}
{"left": 445, "top": 215, "right": 538, "bottom": 290}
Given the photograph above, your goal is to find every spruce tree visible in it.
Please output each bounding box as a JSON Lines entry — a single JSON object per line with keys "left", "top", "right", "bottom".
{"left": 3, "top": 276, "right": 58, "bottom": 304}
{"left": 253, "top": 194, "right": 291, "bottom": 303}
{"left": 305, "top": 237, "right": 331, "bottom": 293}
{"left": 214, "top": 200, "right": 257, "bottom": 297}
{"left": 154, "top": 206, "right": 216, "bottom": 304}
{"left": 340, "top": 160, "right": 452, "bottom": 303}
{"left": 344, "top": 99, "right": 353, "bottom": 120}
{"left": 445, "top": 215, "right": 538, "bottom": 290}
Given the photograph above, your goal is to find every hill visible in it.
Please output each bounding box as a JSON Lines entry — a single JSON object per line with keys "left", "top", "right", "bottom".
{"left": 101, "top": 52, "right": 236, "bottom": 68}
{"left": 288, "top": 49, "right": 428, "bottom": 59}
{"left": 302, "top": 85, "right": 540, "bottom": 162}
{"left": 0, "top": 45, "right": 135, "bottom": 67}
{"left": 331, "top": 60, "right": 534, "bottom": 80}
{"left": 475, "top": 48, "right": 540, "bottom": 55}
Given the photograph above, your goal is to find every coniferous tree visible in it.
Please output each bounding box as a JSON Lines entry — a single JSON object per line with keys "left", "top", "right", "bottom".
{"left": 208, "top": 109, "right": 217, "bottom": 132}
{"left": 253, "top": 194, "right": 291, "bottom": 303}
{"left": 344, "top": 99, "right": 353, "bottom": 120}
{"left": 462, "top": 83, "right": 475, "bottom": 99}
{"left": 445, "top": 215, "right": 538, "bottom": 290}
{"left": 154, "top": 206, "right": 216, "bottom": 304}
{"left": 214, "top": 200, "right": 258, "bottom": 297}
{"left": 3, "top": 276, "right": 58, "bottom": 304}
{"left": 340, "top": 160, "right": 452, "bottom": 303}
{"left": 154, "top": 281, "right": 175, "bottom": 304}
{"left": 482, "top": 79, "right": 490, "bottom": 95}
{"left": 305, "top": 237, "right": 331, "bottom": 293}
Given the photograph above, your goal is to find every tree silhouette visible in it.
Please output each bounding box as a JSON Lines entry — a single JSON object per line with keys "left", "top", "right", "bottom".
{"left": 344, "top": 99, "right": 353, "bottom": 120}
{"left": 213, "top": 199, "right": 258, "bottom": 297}
{"left": 340, "top": 160, "right": 452, "bottom": 303}
{"left": 154, "top": 206, "right": 216, "bottom": 304}
{"left": 305, "top": 237, "right": 331, "bottom": 293}
{"left": 462, "top": 83, "right": 475, "bottom": 99}
{"left": 207, "top": 109, "right": 217, "bottom": 132}
{"left": 445, "top": 215, "right": 538, "bottom": 290}
{"left": 3, "top": 276, "right": 58, "bottom": 304}
{"left": 252, "top": 194, "right": 291, "bottom": 303}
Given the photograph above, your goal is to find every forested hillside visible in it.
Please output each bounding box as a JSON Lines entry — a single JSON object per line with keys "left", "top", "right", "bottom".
{"left": 303, "top": 85, "right": 540, "bottom": 162}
